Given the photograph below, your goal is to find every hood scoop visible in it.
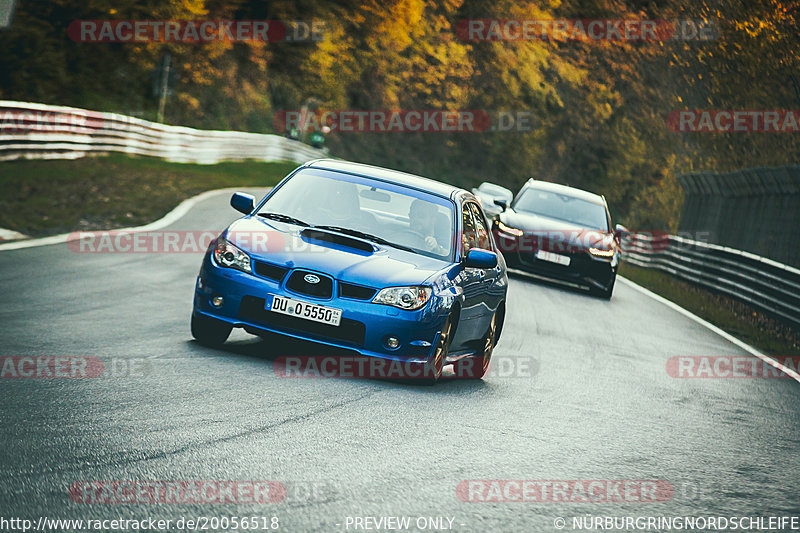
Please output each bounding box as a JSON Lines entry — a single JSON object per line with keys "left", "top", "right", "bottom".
{"left": 301, "top": 228, "right": 375, "bottom": 254}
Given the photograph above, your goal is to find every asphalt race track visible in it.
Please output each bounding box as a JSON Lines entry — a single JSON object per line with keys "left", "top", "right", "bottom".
{"left": 1, "top": 189, "right": 799, "bottom": 532}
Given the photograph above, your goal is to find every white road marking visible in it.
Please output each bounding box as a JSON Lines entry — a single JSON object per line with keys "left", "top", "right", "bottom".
{"left": 619, "top": 276, "right": 800, "bottom": 384}
{"left": 0, "top": 188, "right": 243, "bottom": 252}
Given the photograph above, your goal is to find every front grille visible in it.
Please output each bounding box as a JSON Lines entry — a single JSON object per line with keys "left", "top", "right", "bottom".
{"left": 339, "top": 282, "right": 377, "bottom": 300}
{"left": 286, "top": 270, "right": 333, "bottom": 299}
{"left": 519, "top": 251, "right": 581, "bottom": 273}
{"left": 239, "top": 296, "right": 365, "bottom": 347}
{"left": 254, "top": 261, "right": 289, "bottom": 282}
{"left": 517, "top": 249, "right": 612, "bottom": 281}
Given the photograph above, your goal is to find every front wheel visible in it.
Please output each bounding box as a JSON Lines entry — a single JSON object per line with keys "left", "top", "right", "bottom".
{"left": 455, "top": 311, "right": 498, "bottom": 379}
{"left": 191, "top": 312, "right": 232, "bottom": 347}
{"left": 417, "top": 316, "right": 452, "bottom": 385}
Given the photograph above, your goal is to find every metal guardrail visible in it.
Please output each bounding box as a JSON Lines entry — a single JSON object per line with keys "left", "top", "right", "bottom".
{"left": 0, "top": 100, "right": 327, "bottom": 164}
{"left": 677, "top": 166, "right": 800, "bottom": 269}
{"left": 621, "top": 232, "right": 800, "bottom": 328}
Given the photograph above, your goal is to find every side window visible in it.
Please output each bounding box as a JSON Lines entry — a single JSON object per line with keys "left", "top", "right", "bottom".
{"left": 468, "top": 203, "right": 492, "bottom": 250}
{"left": 461, "top": 204, "right": 478, "bottom": 255}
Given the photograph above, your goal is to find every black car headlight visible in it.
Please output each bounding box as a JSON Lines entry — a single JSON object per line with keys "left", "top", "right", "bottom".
{"left": 497, "top": 220, "right": 523, "bottom": 237}
{"left": 213, "top": 237, "right": 252, "bottom": 273}
{"left": 589, "top": 246, "right": 615, "bottom": 257}
{"left": 589, "top": 239, "right": 617, "bottom": 260}
{"left": 372, "top": 286, "right": 432, "bottom": 310}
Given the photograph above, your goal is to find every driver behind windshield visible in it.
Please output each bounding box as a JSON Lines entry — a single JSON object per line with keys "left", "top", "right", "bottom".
{"left": 408, "top": 199, "right": 448, "bottom": 256}
{"left": 308, "top": 179, "right": 375, "bottom": 228}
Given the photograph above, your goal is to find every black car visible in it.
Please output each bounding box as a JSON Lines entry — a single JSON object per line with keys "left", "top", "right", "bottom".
{"left": 491, "top": 179, "right": 624, "bottom": 299}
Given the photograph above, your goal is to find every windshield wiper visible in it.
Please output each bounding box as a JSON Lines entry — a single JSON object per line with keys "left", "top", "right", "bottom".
{"left": 313, "top": 225, "right": 417, "bottom": 253}
{"left": 258, "top": 212, "right": 310, "bottom": 227}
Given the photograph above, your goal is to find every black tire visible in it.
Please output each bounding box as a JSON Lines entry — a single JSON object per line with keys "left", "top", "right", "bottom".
{"left": 191, "top": 312, "right": 232, "bottom": 347}
{"left": 455, "top": 311, "right": 498, "bottom": 379}
{"left": 590, "top": 274, "right": 616, "bottom": 300}
{"left": 417, "top": 316, "right": 452, "bottom": 385}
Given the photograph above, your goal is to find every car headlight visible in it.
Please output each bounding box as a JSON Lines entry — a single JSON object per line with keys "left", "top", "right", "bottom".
{"left": 589, "top": 246, "right": 615, "bottom": 258}
{"left": 497, "top": 220, "right": 523, "bottom": 237}
{"left": 213, "top": 237, "right": 252, "bottom": 273}
{"left": 372, "top": 286, "right": 432, "bottom": 310}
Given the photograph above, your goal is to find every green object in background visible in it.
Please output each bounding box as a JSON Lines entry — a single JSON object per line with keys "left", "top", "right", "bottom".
{"left": 310, "top": 131, "right": 325, "bottom": 148}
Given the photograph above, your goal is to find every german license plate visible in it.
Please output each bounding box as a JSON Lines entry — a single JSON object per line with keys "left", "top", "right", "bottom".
{"left": 535, "top": 250, "right": 571, "bottom": 266}
{"left": 267, "top": 295, "right": 342, "bottom": 326}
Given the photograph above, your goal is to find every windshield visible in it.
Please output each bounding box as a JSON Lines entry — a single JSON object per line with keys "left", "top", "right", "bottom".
{"left": 257, "top": 170, "right": 455, "bottom": 261}
{"left": 513, "top": 189, "right": 609, "bottom": 231}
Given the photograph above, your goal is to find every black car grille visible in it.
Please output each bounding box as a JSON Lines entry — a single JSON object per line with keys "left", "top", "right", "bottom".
{"left": 286, "top": 270, "right": 334, "bottom": 299}
{"left": 516, "top": 249, "right": 612, "bottom": 282}
{"left": 255, "top": 264, "right": 375, "bottom": 301}
{"left": 338, "top": 282, "right": 377, "bottom": 300}
{"left": 239, "top": 296, "right": 366, "bottom": 347}
{"left": 254, "top": 261, "right": 289, "bottom": 282}
{"left": 519, "top": 250, "right": 582, "bottom": 272}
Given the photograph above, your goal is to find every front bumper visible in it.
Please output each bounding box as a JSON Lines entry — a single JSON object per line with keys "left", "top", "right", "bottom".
{"left": 193, "top": 252, "right": 448, "bottom": 364}
{"left": 494, "top": 231, "right": 618, "bottom": 290}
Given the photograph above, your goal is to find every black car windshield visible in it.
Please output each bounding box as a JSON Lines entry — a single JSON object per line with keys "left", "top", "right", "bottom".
{"left": 513, "top": 189, "right": 609, "bottom": 230}
{"left": 257, "top": 170, "right": 455, "bottom": 261}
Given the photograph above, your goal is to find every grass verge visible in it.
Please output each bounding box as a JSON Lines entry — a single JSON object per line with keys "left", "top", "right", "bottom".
{"left": 0, "top": 154, "right": 298, "bottom": 236}
{"left": 619, "top": 262, "right": 800, "bottom": 357}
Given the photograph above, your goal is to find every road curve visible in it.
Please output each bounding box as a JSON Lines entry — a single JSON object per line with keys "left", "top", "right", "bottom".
{"left": 1, "top": 189, "right": 798, "bottom": 532}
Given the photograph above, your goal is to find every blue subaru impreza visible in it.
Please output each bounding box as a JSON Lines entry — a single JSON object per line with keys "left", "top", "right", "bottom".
{"left": 191, "top": 159, "right": 508, "bottom": 382}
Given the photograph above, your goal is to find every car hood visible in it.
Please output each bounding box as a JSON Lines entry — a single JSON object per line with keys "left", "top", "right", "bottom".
{"left": 500, "top": 210, "right": 610, "bottom": 248}
{"left": 225, "top": 217, "right": 449, "bottom": 287}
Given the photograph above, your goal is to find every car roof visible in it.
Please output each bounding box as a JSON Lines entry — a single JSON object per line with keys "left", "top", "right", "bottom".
{"left": 479, "top": 182, "right": 511, "bottom": 192}
{"left": 522, "top": 179, "right": 606, "bottom": 206}
{"left": 305, "top": 159, "right": 464, "bottom": 200}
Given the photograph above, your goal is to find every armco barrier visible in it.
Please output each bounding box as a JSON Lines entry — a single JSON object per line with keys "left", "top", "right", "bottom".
{"left": 677, "top": 166, "right": 800, "bottom": 268}
{"left": 621, "top": 232, "right": 800, "bottom": 329}
{"left": 0, "top": 100, "right": 326, "bottom": 164}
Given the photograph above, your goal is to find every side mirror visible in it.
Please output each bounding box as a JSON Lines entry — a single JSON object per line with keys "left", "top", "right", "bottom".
{"left": 614, "top": 223, "right": 629, "bottom": 239}
{"left": 493, "top": 199, "right": 508, "bottom": 211}
{"left": 464, "top": 248, "right": 498, "bottom": 269}
{"left": 230, "top": 192, "right": 255, "bottom": 215}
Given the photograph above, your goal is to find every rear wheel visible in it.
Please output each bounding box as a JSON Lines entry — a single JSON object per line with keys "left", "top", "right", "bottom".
{"left": 191, "top": 312, "right": 232, "bottom": 347}
{"left": 455, "top": 311, "right": 498, "bottom": 379}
